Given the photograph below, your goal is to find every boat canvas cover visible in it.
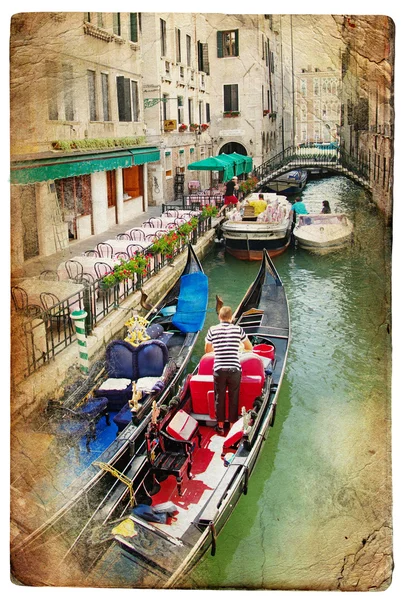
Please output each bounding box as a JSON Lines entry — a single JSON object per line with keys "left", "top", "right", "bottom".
{"left": 171, "top": 272, "right": 208, "bottom": 333}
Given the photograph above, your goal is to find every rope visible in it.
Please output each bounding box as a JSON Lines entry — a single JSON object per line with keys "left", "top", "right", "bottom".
{"left": 94, "top": 461, "right": 135, "bottom": 507}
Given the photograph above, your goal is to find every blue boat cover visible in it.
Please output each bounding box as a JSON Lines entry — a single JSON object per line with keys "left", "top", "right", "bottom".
{"left": 171, "top": 271, "right": 208, "bottom": 333}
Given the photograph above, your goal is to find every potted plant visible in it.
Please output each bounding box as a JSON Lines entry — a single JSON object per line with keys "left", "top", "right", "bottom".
{"left": 223, "top": 111, "right": 240, "bottom": 118}
{"left": 178, "top": 124, "right": 188, "bottom": 132}
{"left": 189, "top": 123, "right": 199, "bottom": 132}
{"left": 263, "top": 109, "right": 270, "bottom": 116}
{"left": 200, "top": 123, "right": 209, "bottom": 131}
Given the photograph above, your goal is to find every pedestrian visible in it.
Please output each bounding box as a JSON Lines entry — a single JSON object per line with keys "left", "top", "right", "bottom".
{"left": 321, "top": 200, "right": 331, "bottom": 214}
{"left": 224, "top": 176, "right": 239, "bottom": 207}
{"left": 292, "top": 196, "right": 308, "bottom": 222}
{"left": 205, "top": 305, "right": 253, "bottom": 435}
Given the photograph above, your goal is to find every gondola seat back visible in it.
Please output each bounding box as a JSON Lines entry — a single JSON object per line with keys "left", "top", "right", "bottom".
{"left": 189, "top": 374, "right": 214, "bottom": 414}
{"left": 166, "top": 409, "right": 199, "bottom": 442}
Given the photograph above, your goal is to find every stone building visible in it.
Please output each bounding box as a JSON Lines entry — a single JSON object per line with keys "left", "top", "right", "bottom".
{"left": 295, "top": 66, "right": 341, "bottom": 145}
{"left": 335, "top": 15, "right": 394, "bottom": 221}
{"left": 10, "top": 12, "right": 160, "bottom": 274}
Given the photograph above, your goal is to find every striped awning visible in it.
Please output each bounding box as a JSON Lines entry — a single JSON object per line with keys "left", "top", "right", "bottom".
{"left": 10, "top": 147, "right": 161, "bottom": 184}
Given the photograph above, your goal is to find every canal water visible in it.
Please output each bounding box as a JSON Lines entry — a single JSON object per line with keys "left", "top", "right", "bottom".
{"left": 185, "top": 176, "right": 392, "bottom": 591}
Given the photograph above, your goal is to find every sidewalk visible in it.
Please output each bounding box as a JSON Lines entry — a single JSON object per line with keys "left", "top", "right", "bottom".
{"left": 20, "top": 204, "right": 164, "bottom": 279}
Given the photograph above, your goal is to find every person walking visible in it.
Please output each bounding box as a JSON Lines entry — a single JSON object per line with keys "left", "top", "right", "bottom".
{"left": 205, "top": 305, "right": 253, "bottom": 435}
{"left": 224, "top": 176, "right": 239, "bottom": 207}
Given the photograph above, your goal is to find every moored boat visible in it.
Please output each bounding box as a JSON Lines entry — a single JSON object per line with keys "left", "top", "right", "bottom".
{"left": 293, "top": 213, "right": 354, "bottom": 253}
{"left": 81, "top": 250, "right": 290, "bottom": 589}
{"left": 10, "top": 244, "right": 208, "bottom": 585}
{"left": 221, "top": 192, "right": 293, "bottom": 260}
{"left": 263, "top": 169, "right": 308, "bottom": 195}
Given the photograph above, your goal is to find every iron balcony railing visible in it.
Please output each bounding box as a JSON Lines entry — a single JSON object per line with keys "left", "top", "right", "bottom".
{"left": 16, "top": 218, "right": 213, "bottom": 381}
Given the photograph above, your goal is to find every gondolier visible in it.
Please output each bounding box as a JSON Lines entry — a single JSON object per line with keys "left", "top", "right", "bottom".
{"left": 205, "top": 305, "right": 253, "bottom": 434}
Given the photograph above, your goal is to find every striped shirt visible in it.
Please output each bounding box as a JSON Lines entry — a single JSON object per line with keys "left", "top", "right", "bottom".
{"left": 205, "top": 322, "right": 247, "bottom": 372}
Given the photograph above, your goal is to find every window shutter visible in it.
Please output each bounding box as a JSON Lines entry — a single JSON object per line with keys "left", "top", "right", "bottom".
{"left": 217, "top": 31, "right": 223, "bottom": 58}
{"left": 232, "top": 84, "right": 239, "bottom": 112}
{"left": 224, "top": 85, "right": 231, "bottom": 111}
{"left": 117, "top": 76, "right": 126, "bottom": 121}
{"left": 234, "top": 30, "right": 239, "bottom": 56}
{"left": 202, "top": 43, "right": 210, "bottom": 74}
{"left": 130, "top": 13, "right": 138, "bottom": 43}
{"left": 124, "top": 78, "right": 132, "bottom": 121}
{"left": 197, "top": 41, "right": 202, "bottom": 71}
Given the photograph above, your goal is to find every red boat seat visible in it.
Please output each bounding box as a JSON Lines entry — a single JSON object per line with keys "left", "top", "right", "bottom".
{"left": 198, "top": 353, "right": 215, "bottom": 375}
{"left": 207, "top": 374, "right": 263, "bottom": 419}
{"left": 189, "top": 374, "right": 214, "bottom": 414}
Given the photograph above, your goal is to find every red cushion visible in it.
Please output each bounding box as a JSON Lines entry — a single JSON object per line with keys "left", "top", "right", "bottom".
{"left": 239, "top": 353, "right": 265, "bottom": 380}
{"left": 198, "top": 353, "right": 215, "bottom": 375}
{"left": 223, "top": 417, "right": 244, "bottom": 451}
{"left": 166, "top": 410, "right": 198, "bottom": 441}
{"left": 189, "top": 374, "right": 214, "bottom": 414}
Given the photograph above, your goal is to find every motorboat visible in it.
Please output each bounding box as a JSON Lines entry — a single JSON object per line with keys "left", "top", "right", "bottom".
{"left": 263, "top": 169, "right": 307, "bottom": 195}
{"left": 293, "top": 213, "right": 354, "bottom": 253}
{"left": 221, "top": 192, "right": 293, "bottom": 260}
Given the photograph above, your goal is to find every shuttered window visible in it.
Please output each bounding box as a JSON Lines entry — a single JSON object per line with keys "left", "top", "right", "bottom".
{"left": 62, "top": 63, "right": 75, "bottom": 121}
{"left": 113, "top": 13, "right": 121, "bottom": 36}
{"left": 102, "top": 73, "right": 110, "bottom": 121}
{"left": 131, "top": 80, "right": 139, "bottom": 122}
{"left": 197, "top": 41, "right": 210, "bottom": 74}
{"left": 206, "top": 102, "right": 210, "bottom": 123}
{"left": 223, "top": 84, "right": 239, "bottom": 112}
{"left": 176, "top": 28, "right": 181, "bottom": 63}
{"left": 130, "top": 13, "right": 138, "bottom": 42}
{"left": 160, "top": 19, "right": 167, "bottom": 56}
{"left": 87, "top": 70, "right": 97, "bottom": 121}
{"left": 117, "top": 76, "right": 132, "bottom": 122}
{"left": 217, "top": 30, "right": 239, "bottom": 57}
{"left": 186, "top": 34, "right": 191, "bottom": 66}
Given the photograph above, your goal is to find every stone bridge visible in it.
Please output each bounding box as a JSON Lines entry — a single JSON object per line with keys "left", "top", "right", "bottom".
{"left": 253, "top": 145, "right": 371, "bottom": 191}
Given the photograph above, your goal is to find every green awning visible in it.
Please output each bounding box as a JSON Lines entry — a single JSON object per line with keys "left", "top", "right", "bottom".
{"left": 229, "top": 152, "right": 253, "bottom": 173}
{"left": 187, "top": 156, "right": 234, "bottom": 182}
{"left": 10, "top": 147, "right": 160, "bottom": 184}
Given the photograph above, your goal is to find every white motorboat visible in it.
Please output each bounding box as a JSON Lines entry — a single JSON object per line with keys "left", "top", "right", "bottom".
{"left": 293, "top": 213, "right": 354, "bottom": 253}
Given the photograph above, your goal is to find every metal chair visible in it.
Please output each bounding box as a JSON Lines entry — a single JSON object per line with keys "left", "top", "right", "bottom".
{"left": 11, "top": 286, "right": 28, "bottom": 312}
{"left": 164, "top": 210, "right": 179, "bottom": 217}
{"left": 128, "top": 228, "right": 146, "bottom": 241}
{"left": 39, "top": 270, "right": 60, "bottom": 281}
{"left": 94, "top": 262, "right": 113, "bottom": 280}
{"left": 126, "top": 244, "right": 144, "bottom": 258}
{"left": 145, "top": 233, "right": 158, "bottom": 243}
{"left": 40, "top": 292, "right": 71, "bottom": 340}
{"left": 65, "top": 260, "right": 84, "bottom": 281}
{"left": 143, "top": 217, "right": 163, "bottom": 228}
{"left": 25, "top": 304, "right": 44, "bottom": 318}
{"left": 114, "top": 251, "right": 130, "bottom": 261}
{"left": 116, "top": 233, "right": 131, "bottom": 240}
{"left": 96, "top": 242, "right": 114, "bottom": 258}
{"left": 83, "top": 250, "right": 99, "bottom": 257}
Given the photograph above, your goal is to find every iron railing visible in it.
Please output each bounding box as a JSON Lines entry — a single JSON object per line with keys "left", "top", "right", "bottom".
{"left": 16, "top": 218, "right": 213, "bottom": 381}
{"left": 253, "top": 144, "right": 370, "bottom": 187}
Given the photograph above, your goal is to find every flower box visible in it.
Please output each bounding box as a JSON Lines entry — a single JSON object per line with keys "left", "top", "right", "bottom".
{"left": 200, "top": 123, "right": 209, "bottom": 131}
{"left": 223, "top": 111, "right": 240, "bottom": 118}
{"left": 178, "top": 124, "right": 188, "bottom": 132}
{"left": 189, "top": 124, "right": 199, "bottom": 132}
{"left": 263, "top": 109, "right": 270, "bottom": 116}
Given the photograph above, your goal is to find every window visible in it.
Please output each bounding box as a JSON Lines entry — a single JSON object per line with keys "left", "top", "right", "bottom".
{"left": 165, "top": 151, "right": 172, "bottom": 178}
{"left": 107, "top": 170, "right": 117, "bottom": 208}
{"left": 87, "top": 70, "right": 97, "bottom": 121}
{"left": 116, "top": 76, "right": 132, "bottom": 121}
{"left": 300, "top": 79, "right": 307, "bottom": 97}
{"left": 62, "top": 63, "right": 75, "bottom": 121}
{"left": 162, "top": 93, "right": 169, "bottom": 121}
{"left": 130, "top": 13, "right": 138, "bottom": 42}
{"left": 97, "top": 13, "right": 103, "bottom": 28}
{"left": 223, "top": 84, "right": 239, "bottom": 112}
{"left": 217, "top": 30, "right": 239, "bottom": 57}
{"left": 206, "top": 102, "right": 210, "bottom": 123}
{"left": 131, "top": 81, "right": 139, "bottom": 122}
{"left": 176, "top": 28, "right": 181, "bottom": 63}
{"left": 123, "top": 165, "right": 143, "bottom": 199}
{"left": 199, "top": 101, "right": 204, "bottom": 124}
{"left": 84, "top": 13, "right": 90, "bottom": 22}
{"left": 197, "top": 41, "right": 210, "bottom": 74}
{"left": 177, "top": 96, "right": 184, "bottom": 124}
{"left": 186, "top": 34, "right": 191, "bottom": 66}
{"left": 188, "top": 98, "right": 193, "bottom": 124}
{"left": 101, "top": 73, "right": 110, "bottom": 121}
{"left": 160, "top": 19, "right": 167, "bottom": 56}
{"left": 314, "top": 78, "right": 320, "bottom": 96}
{"left": 113, "top": 13, "right": 121, "bottom": 36}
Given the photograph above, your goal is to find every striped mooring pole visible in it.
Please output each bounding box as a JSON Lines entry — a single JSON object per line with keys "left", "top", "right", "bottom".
{"left": 70, "top": 309, "right": 89, "bottom": 375}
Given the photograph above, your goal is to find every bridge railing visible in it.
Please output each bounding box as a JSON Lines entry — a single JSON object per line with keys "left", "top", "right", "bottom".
{"left": 253, "top": 144, "right": 370, "bottom": 186}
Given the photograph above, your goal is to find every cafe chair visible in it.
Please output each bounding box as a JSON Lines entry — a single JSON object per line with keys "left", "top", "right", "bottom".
{"left": 83, "top": 250, "right": 99, "bottom": 257}
{"left": 116, "top": 233, "right": 131, "bottom": 240}
{"left": 40, "top": 291, "right": 72, "bottom": 340}
{"left": 114, "top": 251, "right": 130, "bottom": 261}
{"left": 11, "top": 286, "right": 28, "bottom": 312}
{"left": 127, "top": 244, "right": 144, "bottom": 258}
{"left": 96, "top": 242, "right": 114, "bottom": 258}
{"left": 39, "top": 270, "right": 60, "bottom": 281}
{"left": 127, "top": 228, "right": 146, "bottom": 241}
{"left": 65, "top": 260, "right": 84, "bottom": 281}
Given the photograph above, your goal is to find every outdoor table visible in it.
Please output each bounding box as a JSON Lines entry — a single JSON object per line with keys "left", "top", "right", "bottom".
{"left": 18, "top": 278, "right": 85, "bottom": 310}
{"left": 97, "top": 239, "right": 152, "bottom": 258}
{"left": 57, "top": 256, "right": 119, "bottom": 281}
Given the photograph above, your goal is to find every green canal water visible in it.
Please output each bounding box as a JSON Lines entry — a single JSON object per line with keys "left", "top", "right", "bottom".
{"left": 185, "top": 176, "right": 392, "bottom": 591}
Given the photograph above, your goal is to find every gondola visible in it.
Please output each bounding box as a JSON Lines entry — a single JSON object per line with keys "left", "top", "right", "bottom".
{"left": 77, "top": 249, "right": 290, "bottom": 589}
{"left": 11, "top": 244, "right": 209, "bottom": 586}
